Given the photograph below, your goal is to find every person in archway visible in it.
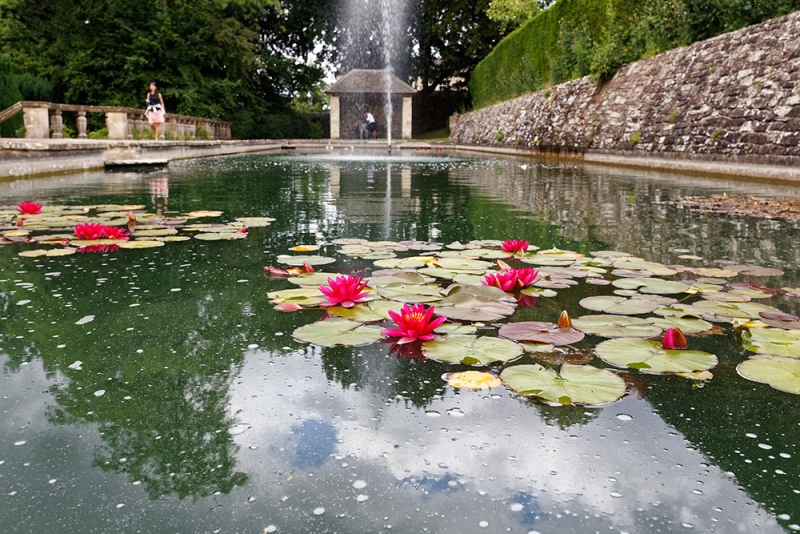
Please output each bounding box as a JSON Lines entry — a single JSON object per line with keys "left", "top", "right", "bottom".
{"left": 365, "top": 111, "right": 377, "bottom": 139}
{"left": 145, "top": 82, "right": 166, "bottom": 140}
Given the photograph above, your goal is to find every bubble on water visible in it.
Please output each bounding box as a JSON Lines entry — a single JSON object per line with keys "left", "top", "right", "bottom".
{"left": 94, "top": 390, "right": 106, "bottom": 397}
{"left": 510, "top": 503, "right": 524, "bottom": 512}
{"left": 249, "top": 445, "right": 258, "bottom": 450}
{"left": 48, "top": 479, "right": 57, "bottom": 484}
{"left": 14, "top": 441, "right": 26, "bottom": 446}
{"left": 780, "top": 453, "right": 792, "bottom": 459}
{"left": 616, "top": 414, "right": 633, "bottom": 421}
{"left": 776, "top": 469, "right": 786, "bottom": 475}
{"left": 248, "top": 496, "right": 256, "bottom": 502}
{"left": 352, "top": 480, "right": 367, "bottom": 489}
{"left": 745, "top": 433, "right": 757, "bottom": 439}
{"left": 229, "top": 423, "right": 251, "bottom": 436}
{"left": 57, "top": 344, "right": 66, "bottom": 349}
{"left": 265, "top": 526, "right": 278, "bottom": 533}
{"left": 129, "top": 303, "right": 140, "bottom": 307}
{"left": 448, "top": 480, "right": 458, "bottom": 487}
{"left": 610, "top": 492, "right": 623, "bottom": 498}
{"left": 312, "top": 507, "right": 325, "bottom": 516}
{"left": 68, "top": 361, "right": 83, "bottom": 370}
{"left": 8, "top": 491, "right": 17, "bottom": 496}
{"left": 425, "top": 411, "right": 441, "bottom": 417}
{"left": 788, "top": 525, "right": 799, "bottom": 531}
{"left": 682, "top": 523, "right": 694, "bottom": 529}
{"left": 75, "top": 315, "right": 94, "bottom": 325}
{"left": 778, "top": 514, "right": 791, "bottom": 521}
{"left": 692, "top": 489, "right": 703, "bottom": 495}
{"left": 447, "top": 408, "right": 465, "bottom": 417}
{"left": 356, "top": 494, "right": 369, "bottom": 502}
{"left": 132, "top": 481, "right": 141, "bottom": 486}
{"left": 248, "top": 344, "right": 259, "bottom": 349}
{"left": 116, "top": 503, "right": 125, "bottom": 509}
{"left": 237, "top": 279, "right": 249, "bottom": 283}
{"left": 758, "top": 443, "right": 772, "bottom": 450}
{"left": 136, "top": 349, "right": 143, "bottom": 354}
{"left": 479, "top": 521, "right": 489, "bottom": 528}
{"left": 16, "top": 300, "right": 31, "bottom": 306}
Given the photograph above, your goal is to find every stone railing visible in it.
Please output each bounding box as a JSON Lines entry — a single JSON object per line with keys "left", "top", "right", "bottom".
{"left": 0, "top": 101, "right": 231, "bottom": 140}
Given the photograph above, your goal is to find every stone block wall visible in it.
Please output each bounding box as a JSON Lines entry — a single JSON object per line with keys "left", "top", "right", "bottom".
{"left": 451, "top": 11, "right": 800, "bottom": 162}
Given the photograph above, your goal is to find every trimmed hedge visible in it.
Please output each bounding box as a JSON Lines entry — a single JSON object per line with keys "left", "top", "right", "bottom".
{"left": 470, "top": 0, "right": 800, "bottom": 109}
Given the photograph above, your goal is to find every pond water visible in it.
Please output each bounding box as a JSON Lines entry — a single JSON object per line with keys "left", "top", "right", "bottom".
{"left": 1, "top": 150, "right": 799, "bottom": 533}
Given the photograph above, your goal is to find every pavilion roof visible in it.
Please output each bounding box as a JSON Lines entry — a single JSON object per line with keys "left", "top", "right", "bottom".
{"left": 325, "top": 69, "right": 416, "bottom": 95}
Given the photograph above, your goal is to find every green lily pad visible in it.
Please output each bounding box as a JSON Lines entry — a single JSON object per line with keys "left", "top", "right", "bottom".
{"left": 132, "top": 228, "right": 177, "bottom": 237}
{"left": 579, "top": 296, "right": 660, "bottom": 315}
{"left": 520, "top": 287, "right": 558, "bottom": 298}
{"left": 436, "top": 284, "right": 517, "bottom": 321}
{"left": 367, "top": 270, "right": 434, "bottom": 286}
{"left": 155, "top": 236, "right": 192, "bottom": 242}
{"left": 742, "top": 328, "right": 800, "bottom": 358}
{"left": 520, "top": 257, "right": 576, "bottom": 267}
{"left": 595, "top": 338, "right": 718, "bottom": 375}
{"left": 434, "top": 257, "right": 493, "bottom": 272}
{"left": 378, "top": 283, "right": 443, "bottom": 303}
{"left": 292, "top": 318, "right": 384, "bottom": 347}
{"left": 118, "top": 240, "right": 165, "bottom": 249}
{"left": 737, "top": 356, "right": 800, "bottom": 394}
{"left": 195, "top": 232, "right": 247, "bottom": 241}
{"left": 612, "top": 277, "right": 689, "bottom": 295}
{"left": 423, "top": 335, "right": 523, "bottom": 365}
{"left": 373, "top": 257, "right": 432, "bottom": 269}
{"left": 339, "top": 244, "right": 374, "bottom": 256}
{"left": 498, "top": 322, "right": 585, "bottom": 345}
{"left": 435, "top": 323, "right": 478, "bottom": 335}
{"left": 287, "top": 272, "right": 337, "bottom": 287}
{"left": 332, "top": 238, "right": 367, "bottom": 245}
{"left": 452, "top": 273, "right": 487, "bottom": 286}
{"left": 500, "top": 363, "right": 626, "bottom": 406}
{"left": 267, "top": 287, "right": 327, "bottom": 307}
{"left": 645, "top": 317, "right": 714, "bottom": 334}
{"left": 700, "top": 291, "right": 750, "bottom": 303}
{"left": 326, "top": 300, "right": 405, "bottom": 322}
{"left": 417, "top": 267, "right": 460, "bottom": 280}
{"left": 71, "top": 239, "right": 129, "bottom": 246}
{"left": 235, "top": 217, "right": 276, "bottom": 227}
{"left": 612, "top": 260, "right": 677, "bottom": 277}
{"left": 277, "top": 254, "right": 336, "bottom": 266}
{"left": 19, "top": 247, "right": 77, "bottom": 257}
{"left": 591, "top": 250, "right": 632, "bottom": 259}
{"left": 693, "top": 300, "right": 779, "bottom": 321}
{"left": 571, "top": 315, "right": 663, "bottom": 338}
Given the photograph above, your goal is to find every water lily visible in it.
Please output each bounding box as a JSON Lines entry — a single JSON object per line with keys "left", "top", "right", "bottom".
{"left": 501, "top": 239, "right": 529, "bottom": 253}
{"left": 482, "top": 270, "right": 519, "bottom": 292}
{"left": 557, "top": 310, "right": 572, "bottom": 328}
{"left": 514, "top": 267, "right": 539, "bottom": 287}
{"left": 382, "top": 303, "right": 446, "bottom": 344}
{"left": 17, "top": 201, "right": 42, "bottom": 214}
{"left": 319, "top": 275, "right": 370, "bottom": 308}
{"left": 662, "top": 327, "right": 688, "bottom": 349}
{"left": 73, "top": 222, "right": 105, "bottom": 240}
{"left": 102, "top": 226, "right": 130, "bottom": 240}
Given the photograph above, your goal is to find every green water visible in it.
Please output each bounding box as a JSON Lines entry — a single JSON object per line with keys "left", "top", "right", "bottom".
{"left": 1, "top": 150, "right": 799, "bottom": 533}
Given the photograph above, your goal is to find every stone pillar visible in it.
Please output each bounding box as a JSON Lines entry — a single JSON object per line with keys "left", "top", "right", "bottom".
{"left": 330, "top": 96, "right": 340, "bottom": 139}
{"left": 76, "top": 111, "right": 88, "bottom": 139}
{"left": 106, "top": 112, "right": 128, "bottom": 140}
{"left": 22, "top": 106, "right": 50, "bottom": 139}
{"left": 135, "top": 117, "right": 145, "bottom": 138}
{"left": 402, "top": 97, "right": 412, "bottom": 139}
{"left": 187, "top": 122, "right": 196, "bottom": 139}
{"left": 166, "top": 118, "right": 178, "bottom": 139}
{"left": 50, "top": 110, "right": 64, "bottom": 139}
{"left": 126, "top": 113, "right": 135, "bottom": 139}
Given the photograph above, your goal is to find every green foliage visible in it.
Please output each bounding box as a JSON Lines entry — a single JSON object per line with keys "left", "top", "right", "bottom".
{"left": 196, "top": 126, "right": 211, "bottom": 140}
{"left": 470, "top": 0, "right": 800, "bottom": 108}
{"left": 0, "top": 54, "right": 22, "bottom": 137}
{"left": 629, "top": 130, "right": 641, "bottom": 146}
{"left": 308, "top": 121, "right": 324, "bottom": 139}
{"left": 487, "top": 0, "right": 545, "bottom": 32}
{"left": 87, "top": 127, "right": 108, "bottom": 139}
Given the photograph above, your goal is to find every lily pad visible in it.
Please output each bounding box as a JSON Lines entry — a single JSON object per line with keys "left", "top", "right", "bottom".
{"left": 118, "top": 240, "right": 165, "bottom": 249}
{"left": 645, "top": 317, "right": 714, "bottom": 334}
{"left": 520, "top": 287, "right": 558, "bottom": 298}
{"left": 326, "top": 300, "right": 405, "bottom": 322}
{"left": 498, "top": 322, "right": 585, "bottom": 346}
{"left": 442, "top": 371, "right": 503, "bottom": 389}
{"left": 378, "top": 283, "right": 443, "bottom": 303}
{"left": 373, "top": 257, "right": 433, "bottom": 270}
{"left": 571, "top": 315, "right": 663, "bottom": 338}
{"left": 277, "top": 255, "right": 336, "bottom": 267}
{"left": 500, "top": 363, "right": 626, "bottom": 406}
{"left": 595, "top": 338, "right": 718, "bottom": 375}
{"left": 579, "top": 295, "right": 659, "bottom": 315}
{"left": 185, "top": 210, "right": 223, "bottom": 218}
{"left": 132, "top": 228, "right": 177, "bottom": 237}
{"left": 292, "top": 318, "right": 384, "bottom": 347}
{"left": 194, "top": 232, "right": 247, "bottom": 241}
{"left": 741, "top": 328, "right": 800, "bottom": 357}
{"left": 155, "top": 235, "right": 192, "bottom": 242}
{"left": 612, "top": 260, "right": 677, "bottom": 277}
{"left": 287, "top": 272, "right": 339, "bottom": 287}
{"left": 612, "top": 277, "right": 689, "bottom": 295}
{"left": 737, "top": 356, "right": 800, "bottom": 394}
{"left": 367, "top": 270, "right": 434, "bottom": 286}
{"left": 235, "top": 217, "right": 275, "bottom": 227}
{"left": 435, "top": 323, "right": 478, "bottom": 335}
{"left": 434, "top": 257, "right": 493, "bottom": 272}
{"left": 423, "top": 335, "right": 523, "bottom": 365}
{"left": 289, "top": 244, "right": 320, "bottom": 252}
{"left": 436, "top": 285, "right": 517, "bottom": 321}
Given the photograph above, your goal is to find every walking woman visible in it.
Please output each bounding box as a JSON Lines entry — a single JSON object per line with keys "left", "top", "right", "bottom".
{"left": 145, "top": 82, "right": 166, "bottom": 140}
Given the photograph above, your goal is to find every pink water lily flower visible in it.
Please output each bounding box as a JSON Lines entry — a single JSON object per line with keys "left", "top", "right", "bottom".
{"left": 482, "top": 270, "right": 519, "bottom": 292}
{"left": 73, "top": 222, "right": 105, "bottom": 240}
{"left": 17, "top": 201, "right": 42, "bottom": 215}
{"left": 501, "top": 239, "right": 529, "bottom": 253}
{"left": 102, "top": 226, "right": 130, "bottom": 240}
{"left": 382, "top": 303, "right": 446, "bottom": 344}
{"left": 514, "top": 267, "right": 539, "bottom": 287}
{"left": 319, "top": 275, "right": 370, "bottom": 308}
{"left": 662, "top": 327, "right": 688, "bottom": 349}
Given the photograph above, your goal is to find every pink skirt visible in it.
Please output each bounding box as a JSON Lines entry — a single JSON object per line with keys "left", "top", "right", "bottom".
{"left": 147, "top": 108, "right": 165, "bottom": 125}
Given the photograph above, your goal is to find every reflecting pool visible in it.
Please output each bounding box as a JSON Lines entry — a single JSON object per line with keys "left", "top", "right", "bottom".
{"left": 1, "top": 150, "right": 799, "bottom": 533}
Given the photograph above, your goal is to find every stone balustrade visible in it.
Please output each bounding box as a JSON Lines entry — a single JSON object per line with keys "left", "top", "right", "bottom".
{"left": 1, "top": 101, "right": 231, "bottom": 140}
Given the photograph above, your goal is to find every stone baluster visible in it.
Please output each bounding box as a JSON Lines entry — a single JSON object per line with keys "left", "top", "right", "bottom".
{"left": 166, "top": 117, "right": 178, "bottom": 139}
{"left": 135, "top": 116, "right": 144, "bottom": 138}
{"left": 187, "top": 122, "right": 196, "bottom": 139}
{"left": 76, "top": 111, "right": 88, "bottom": 139}
{"left": 126, "top": 113, "right": 134, "bottom": 139}
{"left": 50, "top": 110, "right": 63, "bottom": 139}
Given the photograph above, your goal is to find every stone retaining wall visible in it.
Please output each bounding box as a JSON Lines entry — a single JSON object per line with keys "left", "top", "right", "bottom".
{"left": 450, "top": 11, "right": 800, "bottom": 167}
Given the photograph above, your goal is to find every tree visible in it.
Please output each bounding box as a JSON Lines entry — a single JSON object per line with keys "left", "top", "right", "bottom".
{"left": 486, "top": 0, "right": 547, "bottom": 32}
